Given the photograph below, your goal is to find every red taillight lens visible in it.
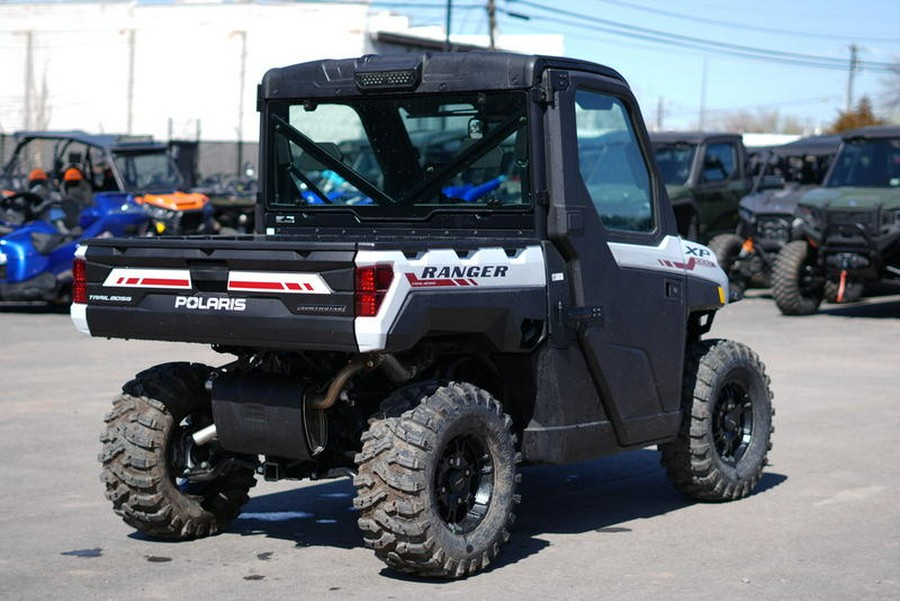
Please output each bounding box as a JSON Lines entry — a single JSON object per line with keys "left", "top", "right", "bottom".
{"left": 355, "top": 264, "right": 393, "bottom": 317}
{"left": 72, "top": 257, "right": 87, "bottom": 304}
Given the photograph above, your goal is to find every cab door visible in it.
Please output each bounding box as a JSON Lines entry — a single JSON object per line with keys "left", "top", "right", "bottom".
{"left": 694, "top": 139, "right": 745, "bottom": 240}
{"left": 543, "top": 69, "right": 687, "bottom": 446}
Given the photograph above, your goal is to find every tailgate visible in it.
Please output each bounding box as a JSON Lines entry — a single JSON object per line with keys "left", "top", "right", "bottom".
{"left": 72, "top": 237, "right": 359, "bottom": 351}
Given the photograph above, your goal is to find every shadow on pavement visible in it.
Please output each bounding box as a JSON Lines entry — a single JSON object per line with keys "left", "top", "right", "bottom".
{"left": 216, "top": 448, "right": 786, "bottom": 579}
{"left": 0, "top": 301, "right": 69, "bottom": 314}
{"left": 743, "top": 289, "right": 900, "bottom": 319}
{"left": 818, "top": 297, "right": 900, "bottom": 319}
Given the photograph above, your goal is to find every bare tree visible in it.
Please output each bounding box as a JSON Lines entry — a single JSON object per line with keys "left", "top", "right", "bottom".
{"left": 708, "top": 109, "right": 806, "bottom": 134}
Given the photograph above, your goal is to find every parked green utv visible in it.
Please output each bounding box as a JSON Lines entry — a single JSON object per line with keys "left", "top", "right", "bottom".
{"left": 650, "top": 131, "right": 750, "bottom": 242}
{"left": 772, "top": 125, "right": 900, "bottom": 315}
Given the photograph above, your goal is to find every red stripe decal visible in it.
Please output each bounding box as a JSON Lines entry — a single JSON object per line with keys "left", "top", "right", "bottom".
{"left": 405, "top": 273, "right": 458, "bottom": 288}
{"left": 141, "top": 278, "right": 191, "bottom": 287}
{"left": 286, "top": 283, "right": 302, "bottom": 291}
{"left": 229, "top": 281, "right": 284, "bottom": 290}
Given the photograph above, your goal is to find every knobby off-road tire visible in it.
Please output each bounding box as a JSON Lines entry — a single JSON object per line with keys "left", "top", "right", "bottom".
{"left": 708, "top": 233, "right": 743, "bottom": 271}
{"left": 354, "top": 382, "right": 521, "bottom": 578}
{"left": 772, "top": 240, "right": 824, "bottom": 315}
{"left": 660, "top": 339, "right": 774, "bottom": 502}
{"left": 708, "top": 233, "right": 745, "bottom": 294}
{"left": 99, "top": 362, "right": 256, "bottom": 539}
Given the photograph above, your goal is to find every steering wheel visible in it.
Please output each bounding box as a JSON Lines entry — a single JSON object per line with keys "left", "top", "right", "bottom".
{"left": 0, "top": 191, "right": 46, "bottom": 222}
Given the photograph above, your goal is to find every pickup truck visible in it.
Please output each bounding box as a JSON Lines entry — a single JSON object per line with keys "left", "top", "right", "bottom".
{"left": 650, "top": 131, "right": 751, "bottom": 242}
{"left": 72, "top": 52, "right": 774, "bottom": 578}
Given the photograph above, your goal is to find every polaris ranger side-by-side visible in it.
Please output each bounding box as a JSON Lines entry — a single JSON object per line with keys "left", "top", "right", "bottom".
{"left": 71, "top": 53, "right": 774, "bottom": 578}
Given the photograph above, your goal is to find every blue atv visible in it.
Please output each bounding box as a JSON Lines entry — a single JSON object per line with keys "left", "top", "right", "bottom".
{"left": 0, "top": 191, "right": 148, "bottom": 304}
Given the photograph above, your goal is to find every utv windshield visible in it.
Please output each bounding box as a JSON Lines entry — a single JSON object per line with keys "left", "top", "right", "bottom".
{"left": 113, "top": 150, "right": 184, "bottom": 194}
{"left": 267, "top": 92, "right": 529, "bottom": 216}
{"left": 653, "top": 143, "right": 696, "bottom": 186}
{"left": 826, "top": 138, "right": 900, "bottom": 188}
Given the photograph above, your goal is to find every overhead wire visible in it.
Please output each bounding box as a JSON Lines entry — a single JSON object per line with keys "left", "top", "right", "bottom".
{"left": 503, "top": 0, "right": 897, "bottom": 73}
{"left": 585, "top": 0, "right": 900, "bottom": 44}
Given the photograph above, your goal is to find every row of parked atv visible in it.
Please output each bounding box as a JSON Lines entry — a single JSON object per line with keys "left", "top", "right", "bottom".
{"left": 661, "top": 125, "right": 900, "bottom": 316}
{"left": 0, "top": 130, "right": 226, "bottom": 304}
{"left": 4, "top": 125, "right": 900, "bottom": 312}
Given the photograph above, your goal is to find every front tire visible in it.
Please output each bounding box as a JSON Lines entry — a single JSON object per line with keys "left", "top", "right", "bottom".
{"left": 99, "top": 362, "right": 256, "bottom": 539}
{"left": 772, "top": 240, "right": 824, "bottom": 315}
{"left": 708, "top": 233, "right": 746, "bottom": 295}
{"left": 660, "top": 339, "right": 774, "bottom": 501}
{"left": 354, "top": 382, "right": 520, "bottom": 578}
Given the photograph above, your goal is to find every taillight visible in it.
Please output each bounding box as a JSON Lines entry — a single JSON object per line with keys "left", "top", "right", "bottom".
{"left": 73, "top": 257, "right": 87, "bottom": 304}
{"left": 355, "top": 264, "right": 393, "bottom": 317}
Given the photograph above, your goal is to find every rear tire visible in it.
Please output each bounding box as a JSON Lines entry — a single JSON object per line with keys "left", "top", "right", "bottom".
{"left": 99, "top": 362, "right": 256, "bottom": 539}
{"left": 660, "top": 339, "right": 774, "bottom": 501}
{"left": 354, "top": 382, "right": 520, "bottom": 578}
{"left": 772, "top": 240, "right": 823, "bottom": 315}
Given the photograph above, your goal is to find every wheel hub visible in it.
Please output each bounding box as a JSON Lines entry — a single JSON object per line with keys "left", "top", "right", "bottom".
{"left": 713, "top": 381, "right": 753, "bottom": 465}
{"left": 434, "top": 433, "right": 493, "bottom": 534}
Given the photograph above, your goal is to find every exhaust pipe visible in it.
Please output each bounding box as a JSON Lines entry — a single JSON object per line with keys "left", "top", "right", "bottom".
{"left": 192, "top": 423, "right": 218, "bottom": 446}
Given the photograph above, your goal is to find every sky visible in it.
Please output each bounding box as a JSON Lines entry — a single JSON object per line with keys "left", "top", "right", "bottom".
{"left": 372, "top": 0, "right": 900, "bottom": 132}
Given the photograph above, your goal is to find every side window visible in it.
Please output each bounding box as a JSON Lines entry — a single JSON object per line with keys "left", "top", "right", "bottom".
{"left": 574, "top": 89, "right": 654, "bottom": 232}
{"left": 702, "top": 142, "right": 737, "bottom": 182}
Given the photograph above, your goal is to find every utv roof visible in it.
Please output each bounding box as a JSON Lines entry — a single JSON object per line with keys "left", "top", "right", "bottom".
{"left": 260, "top": 51, "right": 629, "bottom": 99}
{"left": 12, "top": 130, "right": 165, "bottom": 152}
{"left": 840, "top": 125, "right": 900, "bottom": 140}
{"left": 771, "top": 134, "right": 842, "bottom": 157}
{"left": 648, "top": 131, "right": 742, "bottom": 144}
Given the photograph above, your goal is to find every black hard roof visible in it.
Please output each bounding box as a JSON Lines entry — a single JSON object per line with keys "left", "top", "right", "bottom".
{"left": 260, "top": 51, "right": 629, "bottom": 100}
{"left": 648, "top": 131, "right": 742, "bottom": 144}
{"left": 840, "top": 125, "right": 900, "bottom": 140}
{"left": 771, "top": 134, "right": 842, "bottom": 157}
{"left": 13, "top": 130, "right": 165, "bottom": 152}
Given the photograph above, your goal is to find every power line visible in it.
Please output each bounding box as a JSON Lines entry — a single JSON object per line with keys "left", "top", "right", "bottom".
{"left": 586, "top": 0, "right": 900, "bottom": 44}
{"left": 503, "top": 0, "right": 898, "bottom": 73}
{"left": 368, "top": 2, "right": 483, "bottom": 11}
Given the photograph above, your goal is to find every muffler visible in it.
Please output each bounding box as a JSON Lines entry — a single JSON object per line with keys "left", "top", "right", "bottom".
{"left": 210, "top": 372, "right": 326, "bottom": 460}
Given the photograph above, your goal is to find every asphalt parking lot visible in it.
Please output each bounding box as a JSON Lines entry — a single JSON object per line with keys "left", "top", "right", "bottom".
{"left": 1, "top": 292, "right": 898, "bottom": 600}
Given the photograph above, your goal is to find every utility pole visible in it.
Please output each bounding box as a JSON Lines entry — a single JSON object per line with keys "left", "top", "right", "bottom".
{"left": 234, "top": 30, "right": 248, "bottom": 178}
{"left": 126, "top": 29, "right": 135, "bottom": 134}
{"left": 656, "top": 96, "right": 664, "bottom": 131}
{"left": 699, "top": 57, "right": 708, "bottom": 131}
{"left": 846, "top": 44, "right": 859, "bottom": 112}
{"left": 488, "top": 0, "right": 497, "bottom": 50}
{"left": 444, "top": 0, "right": 452, "bottom": 51}
{"left": 23, "top": 30, "right": 34, "bottom": 130}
